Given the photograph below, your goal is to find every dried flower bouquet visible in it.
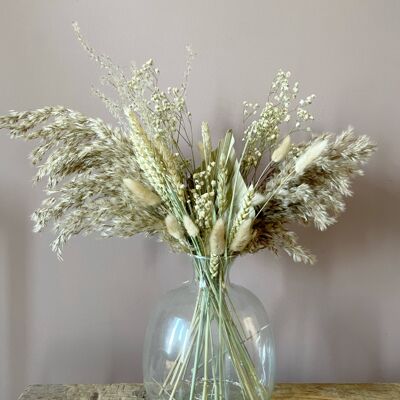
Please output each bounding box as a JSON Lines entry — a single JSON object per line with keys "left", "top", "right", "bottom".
{"left": 0, "top": 24, "right": 375, "bottom": 400}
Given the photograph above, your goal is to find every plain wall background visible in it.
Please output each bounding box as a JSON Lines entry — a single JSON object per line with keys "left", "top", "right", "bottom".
{"left": 1, "top": 1, "right": 399, "bottom": 399}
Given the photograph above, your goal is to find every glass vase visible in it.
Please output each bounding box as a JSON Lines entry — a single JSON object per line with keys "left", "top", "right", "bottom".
{"left": 143, "top": 255, "right": 275, "bottom": 400}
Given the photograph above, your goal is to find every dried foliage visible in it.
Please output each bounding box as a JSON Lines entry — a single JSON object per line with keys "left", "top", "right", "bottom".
{"left": 0, "top": 24, "right": 375, "bottom": 266}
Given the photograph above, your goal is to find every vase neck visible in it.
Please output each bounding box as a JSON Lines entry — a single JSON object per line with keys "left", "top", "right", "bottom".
{"left": 190, "top": 255, "right": 234, "bottom": 287}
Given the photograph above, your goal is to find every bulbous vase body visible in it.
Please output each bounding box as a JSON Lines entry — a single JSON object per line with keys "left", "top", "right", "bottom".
{"left": 143, "top": 256, "right": 275, "bottom": 400}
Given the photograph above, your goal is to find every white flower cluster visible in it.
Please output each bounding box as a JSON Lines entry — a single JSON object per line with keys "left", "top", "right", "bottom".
{"left": 241, "top": 70, "right": 316, "bottom": 175}
{"left": 190, "top": 163, "right": 216, "bottom": 230}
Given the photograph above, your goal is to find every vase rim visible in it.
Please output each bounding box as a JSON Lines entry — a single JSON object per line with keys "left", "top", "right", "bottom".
{"left": 188, "top": 254, "right": 236, "bottom": 261}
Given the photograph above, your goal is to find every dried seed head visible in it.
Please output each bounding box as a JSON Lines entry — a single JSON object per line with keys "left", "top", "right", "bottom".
{"left": 183, "top": 215, "right": 199, "bottom": 237}
{"left": 123, "top": 178, "right": 161, "bottom": 206}
{"left": 201, "top": 122, "right": 211, "bottom": 153}
{"left": 197, "top": 141, "right": 204, "bottom": 156}
{"left": 295, "top": 139, "right": 328, "bottom": 175}
{"left": 165, "top": 214, "right": 185, "bottom": 241}
{"left": 230, "top": 219, "right": 253, "bottom": 253}
{"left": 271, "top": 135, "right": 291, "bottom": 163}
{"left": 209, "top": 254, "right": 220, "bottom": 278}
{"left": 209, "top": 218, "right": 225, "bottom": 255}
{"left": 252, "top": 192, "right": 267, "bottom": 207}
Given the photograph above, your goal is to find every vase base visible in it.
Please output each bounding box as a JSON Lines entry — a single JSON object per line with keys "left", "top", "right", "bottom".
{"left": 145, "top": 379, "right": 272, "bottom": 400}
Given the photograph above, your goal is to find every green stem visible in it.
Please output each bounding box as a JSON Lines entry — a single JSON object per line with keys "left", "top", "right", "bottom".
{"left": 218, "top": 271, "right": 223, "bottom": 400}
{"left": 188, "top": 291, "right": 206, "bottom": 400}
{"left": 208, "top": 314, "right": 217, "bottom": 400}
{"left": 202, "top": 305, "right": 210, "bottom": 399}
{"left": 159, "top": 291, "right": 201, "bottom": 396}
{"left": 161, "top": 257, "right": 269, "bottom": 400}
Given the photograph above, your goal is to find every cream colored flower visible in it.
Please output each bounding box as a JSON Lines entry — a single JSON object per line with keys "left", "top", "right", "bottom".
{"left": 271, "top": 135, "right": 291, "bottom": 163}
{"left": 230, "top": 219, "right": 253, "bottom": 253}
{"left": 165, "top": 214, "right": 184, "bottom": 241}
{"left": 209, "top": 218, "right": 225, "bottom": 255}
{"left": 123, "top": 178, "right": 161, "bottom": 206}
{"left": 295, "top": 139, "right": 328, "bottom": 175}
{"left": 183, "top": 215, "right": 199, "bottom": 237}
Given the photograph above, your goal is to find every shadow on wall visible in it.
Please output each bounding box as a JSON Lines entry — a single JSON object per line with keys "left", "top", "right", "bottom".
{"left": 273, "top": 175, "right": 400, "bottom": 382}
{"left": 0, "top": 184, "right": 30, "bottom": 400}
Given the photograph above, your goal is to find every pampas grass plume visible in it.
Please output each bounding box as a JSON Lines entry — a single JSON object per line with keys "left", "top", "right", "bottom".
{"left": 123, "top": 178, "right": 161, "bottom": 206}
{"left": 165, "top": 214, "right": 184, "bottom": 241}
{"left": 230, "top": 219, "right": 253, "bottom": 252}
{"left": 183, "top": 215, "right": 199, "bottom": 237}
{"left": 271, "top": 135, "right": 291, "bottom": 163}
{"left": 295, "top": 139, "right": 328, "bottom": 175}
{"left": 209, "top": 218, "right": 225, "bottom": 255}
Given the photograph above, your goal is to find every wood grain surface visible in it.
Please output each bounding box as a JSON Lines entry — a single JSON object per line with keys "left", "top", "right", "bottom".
{"left": 18, "top": 383, "right": 400, "bottom": 400}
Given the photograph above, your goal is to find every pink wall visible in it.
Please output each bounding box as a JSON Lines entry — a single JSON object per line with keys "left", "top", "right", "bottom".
{"left": 0, "top": 1, "right": 399, "bottom": 399}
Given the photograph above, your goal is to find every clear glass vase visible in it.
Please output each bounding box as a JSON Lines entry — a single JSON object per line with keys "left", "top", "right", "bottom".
{"left": 143, "top": 255, "right": 275, "bottom": 400}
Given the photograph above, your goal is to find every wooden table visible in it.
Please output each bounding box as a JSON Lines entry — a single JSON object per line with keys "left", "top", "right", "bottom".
{"left": 18, "top": 383, "right": 400, "bottom": 399}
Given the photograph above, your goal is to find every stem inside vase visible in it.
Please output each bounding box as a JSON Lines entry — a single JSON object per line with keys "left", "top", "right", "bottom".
{"left": 153, "top": 255, "right": 272, "bottom": 400}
